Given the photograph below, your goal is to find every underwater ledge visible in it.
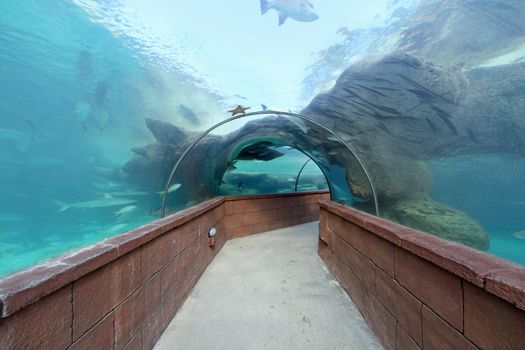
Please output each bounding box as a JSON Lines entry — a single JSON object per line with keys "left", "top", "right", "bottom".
{"left": 0, "top": 190, "right": 524, "bottom": 349}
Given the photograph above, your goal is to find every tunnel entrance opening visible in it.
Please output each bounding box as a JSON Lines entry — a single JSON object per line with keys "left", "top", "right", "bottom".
{"left": 217, "top": 146, "right": 329, "bottom": 196}
{"left": 160, "top": 110, "right": 379, "bottom": 217}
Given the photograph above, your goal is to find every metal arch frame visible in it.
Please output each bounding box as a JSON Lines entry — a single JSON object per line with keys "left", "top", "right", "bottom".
{"left": 161, "top": 110, "right": 379, "bottom": 217}
{"left": 294, "top": 158, "right": 312, "bottom": 192}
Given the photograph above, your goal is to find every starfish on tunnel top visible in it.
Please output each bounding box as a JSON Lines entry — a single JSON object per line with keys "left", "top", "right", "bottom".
{"left": 228, "top": 105, "right": 251, "bottom": 116}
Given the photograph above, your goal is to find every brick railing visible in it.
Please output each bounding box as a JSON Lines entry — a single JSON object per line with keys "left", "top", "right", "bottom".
{"left": 0, "top": 191, "right": 328, "bottom": 350}
{"left": 318, "top": 200, "right": 525, "bottom": 350}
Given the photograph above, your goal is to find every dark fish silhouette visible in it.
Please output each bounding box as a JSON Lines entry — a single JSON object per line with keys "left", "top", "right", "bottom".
{"left": 94, "top": 81, "right": 109, "bottom": 107}
{"left": 432, "top": 107, "right": 458, "bottom": 134}
{"left": 377, "top": 122, "right": 392, "bottom": 135}
{"left": 178, "top": 104, "right": 199, "bottom": 125}
{"left": 467, "top": 129, "right": 478, "bottom": 142}
{"left": 425, "top": 118, "right": 439, "bottom": 132}
{"left": 236, "top": 142, "right": 284, "bottom": 161}
{"left": 226, "top": 161, "right": 237, "bottom": 172}
{"left": 77, "top": 50, "right": 93, "bottom": 83}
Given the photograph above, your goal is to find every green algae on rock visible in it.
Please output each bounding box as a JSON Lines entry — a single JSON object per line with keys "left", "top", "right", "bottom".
{"left": 383, "top": 197, "right": 490, "bottom": 250}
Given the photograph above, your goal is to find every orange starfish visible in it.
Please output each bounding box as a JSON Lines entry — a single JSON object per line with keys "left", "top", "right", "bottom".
{"left": 228, "top": 105, "right": 251, "bottom": 116}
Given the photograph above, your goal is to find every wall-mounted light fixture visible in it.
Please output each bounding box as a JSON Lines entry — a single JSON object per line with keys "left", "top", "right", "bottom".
{"left": 208, "top": 227, "right": 217, "bottom": 247}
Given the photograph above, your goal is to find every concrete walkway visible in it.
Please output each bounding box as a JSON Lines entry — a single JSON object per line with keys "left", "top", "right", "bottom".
{"left": 154, "top": 222, "right": 382, "bottom": 350}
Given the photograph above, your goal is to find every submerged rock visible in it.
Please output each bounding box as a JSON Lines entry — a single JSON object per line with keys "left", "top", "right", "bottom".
{"left": 383, "top": 198, "right": 489, "bottom": 250}
{"left": 122, "top": 53, "right": 501, "bottom": 250}
{"left": 145, "top": 118, "right": 189, "bottom": 145}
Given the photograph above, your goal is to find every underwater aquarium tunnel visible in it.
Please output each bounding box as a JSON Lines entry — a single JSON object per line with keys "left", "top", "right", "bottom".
{"left": 3, "top": 1, "right": 525, "bottom": 349}
{"left": 160, "top": 110, "right": 379, "bottom": 217}
{"left": 1, "top": 0, "right": 525, "bottom": 277}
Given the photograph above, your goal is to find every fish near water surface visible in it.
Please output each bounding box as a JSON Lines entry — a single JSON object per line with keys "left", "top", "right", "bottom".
{"left": 260, "top": 0, "right": 319, "bottom": 26}
{"left": 178, "top": 104, "right": 199, "bottom": 125}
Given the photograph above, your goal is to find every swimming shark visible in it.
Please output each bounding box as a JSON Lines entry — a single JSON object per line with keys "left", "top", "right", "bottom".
{"left": 157, "top": 183, "right": 182, "bottom": 198}
{"left": 113, "top": 205, "right": 138, "bottom": 217}
{"left": 260, "top": 0, "right": 319, "bottom": 26}
{"left": 54, "top": 194, "right": 137, "bottom": 212}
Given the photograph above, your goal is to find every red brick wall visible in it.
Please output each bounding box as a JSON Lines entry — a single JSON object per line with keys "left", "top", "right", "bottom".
{"left": 0, "top": 191, "right": 328, "bottom": 350}
{"left": 319, "top": 201, "right": 525, "bottom": 350}
{"left": 223, "top": 191, "right": 329, "bottom": 239}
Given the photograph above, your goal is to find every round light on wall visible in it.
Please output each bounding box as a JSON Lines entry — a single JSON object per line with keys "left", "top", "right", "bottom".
{"left": 208, "top": 227, "right": 217, "bottom": 247}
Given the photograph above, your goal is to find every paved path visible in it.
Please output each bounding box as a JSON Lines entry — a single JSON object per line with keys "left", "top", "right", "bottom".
{"left": 155, "top": 222, "right": 382, "bottom": 350}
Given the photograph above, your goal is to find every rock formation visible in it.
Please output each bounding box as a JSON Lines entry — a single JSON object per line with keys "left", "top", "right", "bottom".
{"left": 122, "top": 0, "right": 525, "bottom": 250}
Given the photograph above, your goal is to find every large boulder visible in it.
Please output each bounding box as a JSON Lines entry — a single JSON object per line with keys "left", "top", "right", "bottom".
{"left": 383, "top": 197, "right": 490, "bottom": 250}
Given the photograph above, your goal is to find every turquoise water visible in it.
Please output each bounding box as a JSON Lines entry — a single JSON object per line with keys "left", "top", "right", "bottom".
{"left": 1, "top": 0, "right": 525, "bottom": 276}
{"left": 488, "top": 228, "right": 525, "bottom": 266}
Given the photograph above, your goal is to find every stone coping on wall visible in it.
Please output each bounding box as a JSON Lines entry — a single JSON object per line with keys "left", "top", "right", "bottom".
{"left": 0, "top": 190, "right": 328, "bottom": 318}
{"left": 320, "top": 200, "right": 525, "bottom": 311}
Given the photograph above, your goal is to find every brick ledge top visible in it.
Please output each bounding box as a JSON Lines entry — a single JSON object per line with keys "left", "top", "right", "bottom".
{"left": 0, "top": 191, "right": 326, "bottom": 318}
{"left": 320, "top": 200, "right": 525, "bottom": 311}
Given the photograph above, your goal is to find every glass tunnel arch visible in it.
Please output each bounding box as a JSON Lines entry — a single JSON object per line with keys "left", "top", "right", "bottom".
{"left": 295, "top": 159, "right": 313, "bottom": 192}
{"left": 160, "top": 110, "right": 379, "bottom": 217}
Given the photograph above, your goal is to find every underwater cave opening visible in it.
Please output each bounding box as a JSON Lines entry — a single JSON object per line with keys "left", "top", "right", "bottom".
{"left": 158, "top": 110, "right": 379, "bottom": 218}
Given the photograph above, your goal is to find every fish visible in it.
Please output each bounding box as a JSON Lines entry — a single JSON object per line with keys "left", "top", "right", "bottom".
{"left": 261, "top": 104, "right": 269, "bottom": 111}
{"left": 149, "top": 207, "right": 162, "bottom": 216}
{"left": 94, "top": 109, "right": 110, "bottom": 130}
{"left": 99, "top": 223, "right": 128, "bottom": 235}
{"left": 94, "top": 81, "right": 109, "bottom": 107}
{"left": 260, "top": 0, "right": 319, "bottom": 26}
{"left": 425, "top": 118, "right": 439, "bottom": 132}
{"left": 74, "top": 101, "right": 91, "bottom": 124}
{"left": 178, "top": 104, "right": 199, "bottom": 125}
{"left": 114, "top": 205, "right": 137, "bottom": 217}
{"left": 513, "top": 231, "right": 525, "bottom": 240}
{"left": 467, "top": 129, "right": 478, "bottom": 142}
{"left": 236, "top": 143, "right": 284, "bottom": 161}
{"left": 93, "top": 181, "right": 124, "bottom": 190}
{"left": 226, "top": 161, "right": 237, "bottom": 172}
{"left": 54, "top": 194, "right": 137, "bottom": 212}
{"left": 228, "top": 105, "right": 250, "bottom": 116}
{"left": 157, "top": 183, "right": 182, "bottom": 197}
{"left": 377, "top": 122, "right": 392, "bottom": 135}
{"left": 432, "top": 107, "right": 458, "bottom": 134}
{"left": 235, "top": 145, "right": 284, "bottom": 162}
{"left": 77, "top": 50, "right": 93, "bottom": 83}
{"left": 106, "top": 190, "right": 151, "bottom": 197}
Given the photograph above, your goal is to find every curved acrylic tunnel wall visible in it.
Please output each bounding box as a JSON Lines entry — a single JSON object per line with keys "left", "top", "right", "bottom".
{"left": 161, "top": 111, "right": 378, "bottom": 217}
{"left": 2, "top": 0, "right": 525, "bottom": 279}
